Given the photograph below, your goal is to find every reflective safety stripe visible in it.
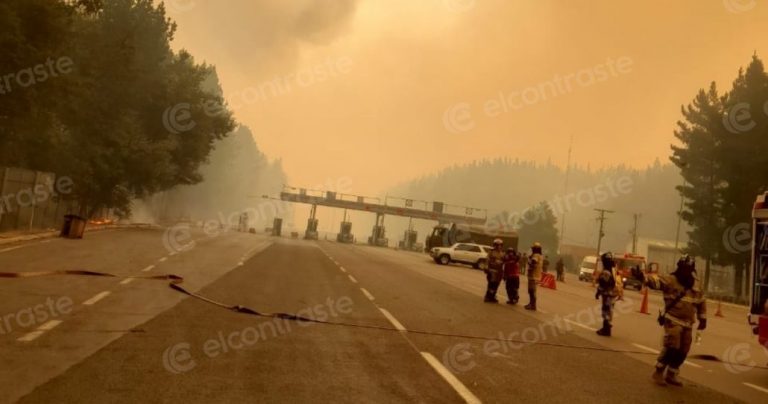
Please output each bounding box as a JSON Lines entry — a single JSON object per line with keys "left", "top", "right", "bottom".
{"left": 680, "top": 296, "right": 704, "bottom": 304}
{"left": 664, "top": 314, "right": 693, "bottom": 328}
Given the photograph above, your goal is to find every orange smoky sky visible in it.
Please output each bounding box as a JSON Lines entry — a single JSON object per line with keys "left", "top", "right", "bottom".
{"left": 165, "top": 0, "right": 768, "bottom": 196}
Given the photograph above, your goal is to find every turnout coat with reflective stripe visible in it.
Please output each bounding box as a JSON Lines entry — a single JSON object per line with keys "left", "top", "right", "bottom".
{"left": 648, "top": 274, "right": 707, "bottom": 328}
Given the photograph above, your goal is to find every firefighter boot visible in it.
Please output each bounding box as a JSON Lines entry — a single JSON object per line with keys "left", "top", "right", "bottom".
{"left": 652, "top": 364, "right": 667, "bottom": 386}
{"left": 665, "top": 368, "right": 683, "bottom": 387}
{"left": 596, "top": 320, "right": 611, "bottom": 337}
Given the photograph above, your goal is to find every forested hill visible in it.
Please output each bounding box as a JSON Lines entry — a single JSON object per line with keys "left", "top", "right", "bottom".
{"left": 388, "top": 158, "right": 685, "bottom": 251}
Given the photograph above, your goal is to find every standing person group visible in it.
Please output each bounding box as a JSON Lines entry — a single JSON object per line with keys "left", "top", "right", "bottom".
{"left": 483, "top": 240, "right": 542, "bottom": 311}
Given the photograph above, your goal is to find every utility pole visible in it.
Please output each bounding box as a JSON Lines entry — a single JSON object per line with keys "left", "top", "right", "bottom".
{"left": 630, "top": 213, "right": 641, "bottom": 254}
{"left": 594, "top": 208, "right": 614, "bottom": 261}
{"left": 559, "top": 134, "right": 574, "bottom": 252}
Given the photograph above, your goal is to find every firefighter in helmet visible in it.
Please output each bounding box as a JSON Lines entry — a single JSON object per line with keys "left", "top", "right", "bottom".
{"left": 595, "top": 252, "right": 619, "bottom": 336}
{"left": 525, "top": 242, "right": 543, "bottom": 311}
{"left": 484, "top": 238, "right": 505, "bottom": 303}
{"left": 646, "top": 255, "right": 706, "bottom": 386}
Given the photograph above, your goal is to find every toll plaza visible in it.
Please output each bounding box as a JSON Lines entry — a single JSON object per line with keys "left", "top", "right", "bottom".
{"left": 272, "top": 185, "right": 487, "bottom": 247}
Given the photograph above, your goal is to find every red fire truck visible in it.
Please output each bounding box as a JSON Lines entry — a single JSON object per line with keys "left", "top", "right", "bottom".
{"left": 749, "top": 191, "right": 768, "bottom": 347}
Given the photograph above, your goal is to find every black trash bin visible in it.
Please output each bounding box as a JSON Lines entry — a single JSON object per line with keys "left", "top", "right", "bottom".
{"left": 61, "top": 214, "right": 87, "bottom": 239}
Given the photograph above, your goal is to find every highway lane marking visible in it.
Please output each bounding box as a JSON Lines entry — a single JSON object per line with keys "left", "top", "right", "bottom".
{"left": 141, "top": 265, "right": 155, "bottom": 272}
{"left": 744, "top": 382, "right": 768, "bottom": 394}
{"left": 564, "top": 319, "right": 597, "bottom": 331}
{"left": 360, "top": 288, "right": 375, "bottom": 301}
{"left": 420, "top": 352, "right": 482, "bottom": 404}
{"left": 0, "top": 245, "right": 25, "bottom": 253}
{"left": 629, "top": 343, "right": 701, "bottom": 368}
{"left": 348, "top": 275, "right": 358, "bottom": 284}
{"left": 339, "top": 266, "right": 347, "bottom": 273}
{"left": 169, "top": 251, "right": 177, "bottom": 256}
{"left": 378, "top": 308, "right": 407, "bottom": 332}
{"left": 158, "top": 257, "right": 168, "bottom": 263}
{"left": 119, "top": 278, "right": 134, "bottom": 285}
{"left": 632, "top": 343, "right": 659, "bottom": 354}
{"left": 83, "top": 291, "right": 111, "bottom": 306}
{"left": 17, "top": 320, "right": 63, "bottom": 342}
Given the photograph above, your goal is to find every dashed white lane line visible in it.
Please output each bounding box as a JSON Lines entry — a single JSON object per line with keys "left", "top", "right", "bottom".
{"left": 348, "top": 275, "right": 358, "bottom": 284}
{"left": 141, "top": 265, "right": 155, "bottom": 272}
{"left": 119, "top": 278, "right": 134, "bottom": 285}
{"left": 83, "top": 291, "right": 111, "bottom": 306}
{"left": 339, "top": 266, "right": 347, "bottom": 273}
{"left": 169, "top": 251, "right": 177, "bottom": 256}
{"left": 744, "top": 382, "right": 768, "bottom": 394}
{"left": 17, "top": 320, "right": 63, "bottom": 342}
{"left": 378, "top": 308, "right": 407, "bottom": 332}
{"left": 158, "top": 257, "right": 168, "bottom": 263}
{"left": 632, "top": 343, "right": 659, "bottom": 354}
{"left": 564, "top": 319, "right": 597, "bottom": 331}
{"left": 631, "top": 343, "right": 701, "bottom": 368}
{"left": 360, "top": 288, "right": 375, "bottom": 301}
{"left": 421, "top": 352, "right": 482, "bottom": 404}
{"left": 0, "top": 245, "right": 25, "bottom": 253}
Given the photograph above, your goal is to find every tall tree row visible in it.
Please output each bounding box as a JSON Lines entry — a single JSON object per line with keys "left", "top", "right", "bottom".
{"left": 672, "top": 55, "right": 768, "bottom": 297}
{"left": 0, "top": 0, "right": 236, "bottom": 217}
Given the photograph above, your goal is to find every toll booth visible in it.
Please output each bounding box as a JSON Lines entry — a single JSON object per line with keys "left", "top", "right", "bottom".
{"left": 337, "top": 221, "right": 353, "bottom": 243}
{"left": 368, "top": 213, "right": 388, "bottom": 247}
{"left": 271, "top": 217, "right": 283, "bottom": 237}
{"left": 398, "top": 229, "right": 422, "bottom": 252}
{"left": 304, "top": 204, "right": 319, "bottom": 240}
{"left": 305, "top": 218, "right": 319, "bottom": 240}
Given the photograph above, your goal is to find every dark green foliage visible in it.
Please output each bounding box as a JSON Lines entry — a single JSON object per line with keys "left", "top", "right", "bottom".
{"left": 0, "top": 0, "right": 236, "bottom": 217}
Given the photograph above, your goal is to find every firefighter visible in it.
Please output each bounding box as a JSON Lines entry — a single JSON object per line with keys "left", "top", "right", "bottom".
{"left": 525, "top": 242, "right": 543, "bottom": 311}
{"left": 647, "top": 255, "right": 706, "bottom": 387}
{"left": 484, "top": 239, "right": 505, "bottom": 303}
{"left": 503, "top": 247, "right": 521, "bottom": 305}
{"left": 595, "top": 252, "right": 619, "bottom": 336}
{"left": 556, "top": 257, "right": 565, "bottom": 282}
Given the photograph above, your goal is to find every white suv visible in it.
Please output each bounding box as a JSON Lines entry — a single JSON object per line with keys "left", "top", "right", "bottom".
{"left": 430, "top": 243, "right": 490, "bottom": 270}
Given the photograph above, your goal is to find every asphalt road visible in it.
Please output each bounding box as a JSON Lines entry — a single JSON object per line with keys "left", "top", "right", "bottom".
{"left": 1, "top": 230, "right": 765, "bottom": 403}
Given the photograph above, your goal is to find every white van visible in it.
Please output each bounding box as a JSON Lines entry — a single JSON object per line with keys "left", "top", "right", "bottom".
{"left": 579, "top": 256, "right": 598, "bottom": 282}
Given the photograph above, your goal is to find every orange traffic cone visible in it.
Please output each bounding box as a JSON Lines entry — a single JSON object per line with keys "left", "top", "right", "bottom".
{"left": 639, "top": 286, "right": 650, "bottom": 315}
{"left": 715, "top": 300, "right": 724, "bottom": 318}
